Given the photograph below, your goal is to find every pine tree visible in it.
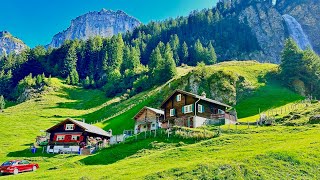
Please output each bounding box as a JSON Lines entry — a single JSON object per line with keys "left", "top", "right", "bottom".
{"left": 169, "top": 34, "right": 180, "bottom": 65}
{"left": 163, "top": 43, "right": 177, "bottom": 82}
{"left": 280, "top": 38, "right": 303, "bottom": 83}
{"left": 83, "top": 76, "right": 90, "bottom": 88}
{"left": 180, "top": 41, "right": 189, "bottom": 64}
{"left": 0, "top": 95, "right": 5, "bottom": 111}
{"left": 63, "top": 45, "right": 78, "bottom": 77}
{"left": 66, "top": 75, "right": 71, "bottom": 85}
{"left": 36, "top": 75, "right": 43, "bottom": 86}
{"left": 206, "top": 42, "right": 217, "bottom": 64}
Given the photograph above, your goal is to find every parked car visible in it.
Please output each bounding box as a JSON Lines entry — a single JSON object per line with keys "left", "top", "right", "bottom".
{"left": 0, "top": 160, "right": 39, "bottom": 175}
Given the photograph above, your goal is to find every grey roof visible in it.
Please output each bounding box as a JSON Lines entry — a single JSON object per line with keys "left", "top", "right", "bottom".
{"left": 134, "top": 106, "right": 164, "bottom": 120}
{"left": 70, "top": 119, "right": 111, "bottom": 137}
{"left": 145, "top": 107, "right": 164, "bottom": 115}
{"left": 47, "top": 118, "right": 111, "bottom": 137}
{"left": 160, "top": 89, "right": 232, "bottom": 108}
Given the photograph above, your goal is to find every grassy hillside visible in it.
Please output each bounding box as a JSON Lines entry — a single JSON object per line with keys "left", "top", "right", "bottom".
{"left": 1, "top": 61, "right": 318, "bottom": 179}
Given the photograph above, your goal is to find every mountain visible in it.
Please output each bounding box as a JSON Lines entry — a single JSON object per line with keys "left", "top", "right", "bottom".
{"left": 237, "top": 0, "right": 320, "bottom": 63}
{"left": 0, "top": 31, "right": 27, "bottom": 56}
{"left": 48, "top": 9, "right": 141, "bottom": 48}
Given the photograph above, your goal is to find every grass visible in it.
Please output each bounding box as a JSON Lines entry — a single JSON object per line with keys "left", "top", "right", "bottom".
{"left": 0, "top": 61, "right": 318, "bottom": 179}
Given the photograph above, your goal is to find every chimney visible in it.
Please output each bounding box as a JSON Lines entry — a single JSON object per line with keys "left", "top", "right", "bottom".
{"left": 201, "top": 92, "right": 207, "bottom": 98}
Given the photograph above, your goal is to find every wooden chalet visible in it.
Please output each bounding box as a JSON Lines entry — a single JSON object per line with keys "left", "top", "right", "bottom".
{"left": 133, "top": 107, "right": 164, "bottom": 134}
{"left": 46, "top": 118, "right": 112, "bottom": 154}
{"left": 160, "top": 89, "right": 237, "bottom": 128}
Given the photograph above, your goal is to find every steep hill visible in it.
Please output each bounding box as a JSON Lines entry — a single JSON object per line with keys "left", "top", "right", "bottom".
{"left": 0, "top": 61, "right": 319, "bottom": 179}
{"left": 0, "top": 31, "right": 27, "bottom": 56}
{"left": 47, "top": 9, "right": 141, "bottom": 48}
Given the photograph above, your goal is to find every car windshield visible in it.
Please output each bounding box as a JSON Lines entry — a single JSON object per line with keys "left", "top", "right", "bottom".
{"left": 1, "top": 161, "right": 13, "bottom": 166}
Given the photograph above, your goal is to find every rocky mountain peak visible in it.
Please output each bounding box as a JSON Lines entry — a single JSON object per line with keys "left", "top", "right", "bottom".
{"left": 0, "top": 31, "right": 27, "bottom": 56}
{"left": 48, "top": 9, "right": 141, "bottom": 48}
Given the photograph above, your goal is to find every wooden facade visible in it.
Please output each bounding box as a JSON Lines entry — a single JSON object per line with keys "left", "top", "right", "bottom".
{"left": 133, "top": 107, "right": 164, "bottom": 134}
{"left": 46, "top": 118, "right": 111, "bottom": 153}
{"left": 160, "top": 90, "right": 237, "bottom": 128}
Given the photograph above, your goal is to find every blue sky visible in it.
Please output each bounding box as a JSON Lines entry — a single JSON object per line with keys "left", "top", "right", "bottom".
{"left": 0, "top": 0, "right": 217, "bottom": 47}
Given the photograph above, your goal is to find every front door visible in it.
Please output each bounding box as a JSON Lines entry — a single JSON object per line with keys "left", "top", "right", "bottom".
{"left": 187, "top": 117, "right": 194, "bottom": 128}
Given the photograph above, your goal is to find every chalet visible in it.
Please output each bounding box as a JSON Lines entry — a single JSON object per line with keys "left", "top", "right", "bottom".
{"left": 160, "top": 89, "right": 237, "bottom": 128}
{"left": 46, "top": 118, "right": 112, "bottom": 154}
{"left": 133, "top": 106, "right": 164, "bottom": 134}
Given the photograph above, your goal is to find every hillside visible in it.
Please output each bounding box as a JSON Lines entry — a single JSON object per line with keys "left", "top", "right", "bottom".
{"left": 1, "top": 61, "right": 319, "bottom": 179}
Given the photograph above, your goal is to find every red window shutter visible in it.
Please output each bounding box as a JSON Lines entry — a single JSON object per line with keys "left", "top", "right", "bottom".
{"left": 53, "top": 135, "right": 57, "bottom": 141}
{"left": 79, "top": 136, "right": 84, "bottom": 142}
{"left": 64, "top": 124, "right": 66, "bottom": 130}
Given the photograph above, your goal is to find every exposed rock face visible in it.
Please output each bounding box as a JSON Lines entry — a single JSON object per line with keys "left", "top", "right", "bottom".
{"left": 278, "top": 0, "right": 320, "bottom": 54}
{"left": 0, "top": 31, "right": 27, "bottom": 56}
{"left": 234, "top": 0, "right": 320, "bottom": 63}
{"left": 239, "top": 3, "right": 286, "bottom": 63}
{"left": 48, "top": 9, "right": 141, "bottom": 48}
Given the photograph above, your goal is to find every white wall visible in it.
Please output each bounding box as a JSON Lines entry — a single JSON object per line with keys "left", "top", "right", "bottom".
{"left": 47, "top": 145, "right": 79, "bottom": 154}
{"left": 194, "top": 116, "right": 207, "bottom": 128}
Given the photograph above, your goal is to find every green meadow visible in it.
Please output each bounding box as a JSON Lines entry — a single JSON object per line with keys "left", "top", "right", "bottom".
{"left": 0, "top": 62, "right": 319, "bottom": 179}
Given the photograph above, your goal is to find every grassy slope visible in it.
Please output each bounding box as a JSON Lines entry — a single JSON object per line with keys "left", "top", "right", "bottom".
{"left": 1, "top": 61, "right": 318, "bottom": 179}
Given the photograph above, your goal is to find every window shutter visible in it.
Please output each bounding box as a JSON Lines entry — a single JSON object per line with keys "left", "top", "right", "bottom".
{"left": 182, "top": 106, "right": 184, "bottom": 114}
{"left": 192, "top": 104, "right": 194, "bottom": 112}
{"left": 79, "top": 136, "right": 84, "bottom": 142}
{"left": 53, "top": 135, "right": 57, "bottom": 141}
{"left": 202, "top": 105, "right": 205, "bottom": 113}
{"left": 173, "top": 109, "right": 176, "bottom": 115}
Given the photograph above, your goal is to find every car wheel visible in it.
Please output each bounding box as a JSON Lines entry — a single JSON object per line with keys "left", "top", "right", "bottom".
{"left": 13, "top": 168, "right": 19, "bottom": 175}
{"left": 32, "top": 166, "right": 37, "bottom": 172}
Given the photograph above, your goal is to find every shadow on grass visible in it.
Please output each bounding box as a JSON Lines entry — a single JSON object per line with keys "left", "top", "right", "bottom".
{"left": 48, "top": 87, "right": 109, "bottom": 110}
{"left": 7, "top": 148, "right": 57, "bottom": 158}
{"left": 80, "top": 137, "right": 196, "bottom": 166}
{"left": 235, "top": 81, "right": 304, "bottom": 119}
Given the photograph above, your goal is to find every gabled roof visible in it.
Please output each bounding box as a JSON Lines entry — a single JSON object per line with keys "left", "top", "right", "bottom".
{"left": 134, "top": 106, "right": 164, "bottom": 120}
{"left": 160, "top": 89, "right": 232, "bottom": 108}
{"left": 47, "top": 118, "right": 111, "bottom": 137}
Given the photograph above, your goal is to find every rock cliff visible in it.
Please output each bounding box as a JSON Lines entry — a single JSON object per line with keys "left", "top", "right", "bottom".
{"left": 48, "top": 9, "right": 141, "bottom": 48}
{"left": 0, "top": 31, "right": 27, "bottom": 56}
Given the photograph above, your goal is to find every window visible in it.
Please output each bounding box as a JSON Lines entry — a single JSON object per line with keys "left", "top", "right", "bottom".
{"left": 57, "top": 135, "right": 65, "bottom": 141}
{"left": 198, "top": 104, "right": 204, "bottom": 113}
{"left": 71, "top": 135, "right": 80, "bottom": 141}
{"left": 170, "top": 109, "right": 175, "bottom": 117}
{"left": 143, "top": 125, "right": 146, "bottom": 128}
{"left": 152, "top": 124, "right": 155, "bottom": 127}
{"left": 218, "top": 109, "right": 225, "bottom": 114}
{"left": 65, "top": 124, "right": 74, "bottom": 131}
{"left": 176, "top": 94, "right": 182, "bottom": 102}
{"left": 183, "top": 104, "right": 193, "bottom": 114}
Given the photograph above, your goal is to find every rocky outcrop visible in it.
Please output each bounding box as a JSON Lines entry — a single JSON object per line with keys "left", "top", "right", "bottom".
{"left": 277, "top": 0, "right": 320, "bottom": 54}
{"left": 239, "top": 3, "right": 286, "bottom": 63}
{"left": 0, "top": 31, "right": 27, "bottom": 56}
{"left": 48, "top": 9, "right": 141, "bottom": 48}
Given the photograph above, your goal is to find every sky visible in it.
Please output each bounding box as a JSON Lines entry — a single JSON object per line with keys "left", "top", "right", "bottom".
{"left": 0, "top": 0, "right": 218, "bottom": 48}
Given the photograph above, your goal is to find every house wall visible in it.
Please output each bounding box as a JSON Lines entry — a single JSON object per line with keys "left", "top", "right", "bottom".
{"left": 162, "top": 92, "right": 229, "bottom": 127}
{"left": 134, "top": 120, "right": 162, "bottom": 134}
{"left": 47, "top": 145, "right": 80, "bottom": 154}
{"left": 48, "top": 121, "right": 85, "bottom": 143}
{"left": 163, "top": 92, "right": 197, "bottom": 121}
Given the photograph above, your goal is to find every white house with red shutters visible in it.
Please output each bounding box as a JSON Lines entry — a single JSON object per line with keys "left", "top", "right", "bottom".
{"left": 46, "top": 118, "right": 112, "bottom": 154}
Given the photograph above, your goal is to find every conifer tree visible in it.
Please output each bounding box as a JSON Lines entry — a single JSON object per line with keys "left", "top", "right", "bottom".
{"left": 0, "top": 95, "right": 5, "bottom": 112}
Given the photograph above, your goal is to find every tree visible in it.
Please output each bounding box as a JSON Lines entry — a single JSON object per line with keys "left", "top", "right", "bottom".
{"left": 0, "top": 95, "right": 5, "bottom": 111}
{"left": 83, "top": 76, "right": 90, "bottom": 88}
{"left": 206, "top": 42, "right": 217, "bottom": 64}
{"left": 169, "top": 34, "right": 180, "bottom": 65}
{"left": 180, "top": 41, "right": 189, "bottom": 64}
{"left": 280, "top": 38, "right": 304, "bottom": 83}
{"left": 62, "top": 45, "right": 78, "bottom": 77}
{"left": 162, "top": 43, "right": 177, "bottom": 81}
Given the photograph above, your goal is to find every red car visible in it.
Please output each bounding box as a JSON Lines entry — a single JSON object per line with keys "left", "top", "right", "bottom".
{"left": 0, "top": 160, "right": 39, "bottom": 175}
